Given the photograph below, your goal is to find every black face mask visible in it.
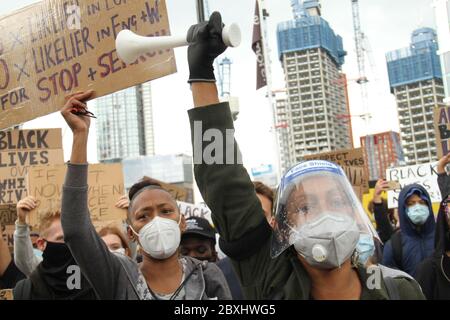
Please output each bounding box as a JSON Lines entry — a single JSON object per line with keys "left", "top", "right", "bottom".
{"left": 39, "top": 241, "right": 78, "bottom": 295}
{"left": 36, "top": 241, "right": 96, "bottom": 300}
{"left": 42, "top": 241, "right": 74, "bottom": 268}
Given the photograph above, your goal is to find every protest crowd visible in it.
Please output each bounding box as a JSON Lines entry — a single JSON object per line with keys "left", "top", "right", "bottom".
{"left": 0, "top": 9, "right": 449, "bottom": 302}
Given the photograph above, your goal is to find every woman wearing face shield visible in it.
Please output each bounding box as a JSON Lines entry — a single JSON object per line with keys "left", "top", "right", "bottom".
{"left": 189, "top": 93, "right": 425, "bottom": 299}
{"left": 271, "top": 161, "right": 425, "bottom": 299}
{"left": 186, "top": 14, "right": 425, "bottom": 300}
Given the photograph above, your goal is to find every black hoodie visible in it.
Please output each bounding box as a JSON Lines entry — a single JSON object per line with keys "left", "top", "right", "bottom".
{"left": 415, "top": 181, "right": 450, "bottom": 300}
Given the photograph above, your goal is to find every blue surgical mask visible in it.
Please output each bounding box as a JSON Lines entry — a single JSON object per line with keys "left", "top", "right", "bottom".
{"left": 33, "top": 248, "right": 43, "bottom": 259}
{"left": 356, "top": 234, "right": 375, "bottom": 265}
{"left": 406, "top": 204, "right": 430, "bottom": 225}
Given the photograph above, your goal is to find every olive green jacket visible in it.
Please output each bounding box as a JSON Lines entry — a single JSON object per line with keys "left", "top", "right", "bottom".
{"left": 188, "top": 102, "right": 425, "bottom": 300}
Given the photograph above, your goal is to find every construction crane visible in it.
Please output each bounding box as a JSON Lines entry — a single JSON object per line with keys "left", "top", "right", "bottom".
{"left": 218, "top": 57, "right": 232, "bottom": 98}
{"left": 351, "top": 0, "right": 372, "bottom": 129}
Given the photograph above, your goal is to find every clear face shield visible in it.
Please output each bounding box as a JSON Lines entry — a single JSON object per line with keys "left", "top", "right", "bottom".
{"left": 271, "top": 161, "right": 379, "bottom": 268}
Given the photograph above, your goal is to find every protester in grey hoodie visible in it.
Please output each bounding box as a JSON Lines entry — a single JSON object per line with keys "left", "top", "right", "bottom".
{"left": 14, "top": 197, "right": 43, "bottom": 277}
{"left": 59, "top": 90, "right": 231, "bottom": 300}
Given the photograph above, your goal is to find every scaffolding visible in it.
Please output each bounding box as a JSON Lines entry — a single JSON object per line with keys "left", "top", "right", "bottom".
{"left": 277, "top": 15, "right": 346, "bottom": 66}
{"left": 386, "top": 28, "right": 442, "bottom": 90}
{"left": 219, "top": 57, "right": 232, "bottom": 98}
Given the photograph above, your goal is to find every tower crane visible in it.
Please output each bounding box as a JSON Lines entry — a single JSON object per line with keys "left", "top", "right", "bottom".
{"left": 351, "top": 0, "right": 372, "bottom": 130}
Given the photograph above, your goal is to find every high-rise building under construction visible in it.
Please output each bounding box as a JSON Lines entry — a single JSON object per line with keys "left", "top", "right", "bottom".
{"left": 386, "top": 28, "right": 445, "bottom": 165}
{"left": 276, "top": 0, "right": 353, "bottom": 166}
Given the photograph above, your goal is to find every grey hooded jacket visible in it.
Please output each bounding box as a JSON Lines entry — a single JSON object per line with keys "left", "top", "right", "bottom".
{"left": 61, "top": 163, "right": 232, "bottom": 300}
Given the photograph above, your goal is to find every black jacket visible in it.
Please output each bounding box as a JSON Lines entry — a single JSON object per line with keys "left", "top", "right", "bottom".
{"left": 0, "top": 261, "right": 25, "bottom": 290}
{"left": 415, "top": 179, "right": 450, "bottom": 300}
{"left": 13, "top": 264, "right": 96, "bottom": 300}
{"left": 373, "top": 200, "right": 396, "bottom": 243}
{"left": 217, "top": 257, "right": 244, "bottom": 300}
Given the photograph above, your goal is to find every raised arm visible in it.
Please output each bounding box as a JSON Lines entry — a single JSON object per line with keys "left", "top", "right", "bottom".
{"left": 437, "top": 153, "right": 450, "bottom": 198}
{"left": 372, "top": 180, "right": 395, "bottom": 243}
{"left": 187, "top": 13, "right": 272, "bottom": 291}
{"left": 14, "top": 197, "right": 42, "bottom": 276}
{"left": 60, "top": 91, "right": 123, "bottom": 299}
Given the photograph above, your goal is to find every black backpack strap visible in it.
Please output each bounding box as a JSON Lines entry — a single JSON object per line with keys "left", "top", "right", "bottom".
{"left": 390, "top": 231, "right": 403, "bottom": 270}
{"left": 383, "top": 277, "right": 400, "bottom": 300}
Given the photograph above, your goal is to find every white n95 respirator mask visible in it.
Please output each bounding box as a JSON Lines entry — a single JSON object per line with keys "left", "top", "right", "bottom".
{"left": 289, "top": 213, "right": 360, "bottom": 269}
{"left": 132, "top": 216, "right": 181, "bottom": 260}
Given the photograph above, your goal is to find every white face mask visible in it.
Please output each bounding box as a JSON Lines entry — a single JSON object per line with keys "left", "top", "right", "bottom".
{"left": 289, "top": 213, "right": 360, "bottom": 269}
{"left": 109, "top": 248, "right": 126, "bottom": 255}
{"left": 131, "top": 216, "right": 181, "bottom": 260}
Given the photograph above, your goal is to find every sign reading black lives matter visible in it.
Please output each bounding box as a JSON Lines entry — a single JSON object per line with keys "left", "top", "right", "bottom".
{"left": 0, "top": 129, "right": 64, "bottom": 205}
{"left": 0, "top": 0, "right": 176, "bottom": 130}
{"left": 386, "top": 162, "right": 442, "bottom": 208}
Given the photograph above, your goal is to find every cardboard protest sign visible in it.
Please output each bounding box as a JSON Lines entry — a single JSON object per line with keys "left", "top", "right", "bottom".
{"left": 177, "top": 201, "right": 212, "bottom": 225}
{"left": 303, "top": 148, "right": 365, "bottom": 166}
{"left": 342, "top": 166, "right": 367, "bottom": 191}
{"left": 0, "top": 205, "right": 17, "bottom": 252}
{"left": 0, "top": 128, "right": 64, "bottom": 204}
{"left": 434, "top": 106, "right": 450, "bottom": 158}
{"left": 1, "top": 224, "right": 15, "bottom": 251}
{"left": 0, "top": 129, "right": 62, "bottom": 151}
{"left": 0, "top": 204, "right": 17, "bottom": 226}
{"left": 303, "top": 148, "right": 369, "bottom": 192}
{"left": 27, "top": 163, "right": 126, "bottom": 228}
{"left": 0, "top": 0, "right": 176, "bottom": 130}
{"left": 386, "top": 162, "right": 442, "bottom": 208}
{"left": 0, "top": 289, "right": 13, "bottom": 300}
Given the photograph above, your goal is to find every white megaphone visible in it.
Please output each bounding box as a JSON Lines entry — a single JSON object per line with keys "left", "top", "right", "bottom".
{"left": 116, "top": 23, "right": 242, "bottom": 64}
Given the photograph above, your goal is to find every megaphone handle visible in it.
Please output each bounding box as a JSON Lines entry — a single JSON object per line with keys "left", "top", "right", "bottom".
{"left": 222, "top": 23, "right": 241, "bottom": 48}
{"left": 185, "top": 23, "right": 242, "bottom": 48}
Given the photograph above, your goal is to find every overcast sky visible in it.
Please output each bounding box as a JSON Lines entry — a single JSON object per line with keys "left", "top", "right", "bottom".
{"left": 0, "top": 0, "right": 437, "bottom": 173}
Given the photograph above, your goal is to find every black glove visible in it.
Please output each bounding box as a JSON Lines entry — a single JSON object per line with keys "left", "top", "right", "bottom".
{"left": 187, "top": 12, "right": 227, "bottom": 83}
